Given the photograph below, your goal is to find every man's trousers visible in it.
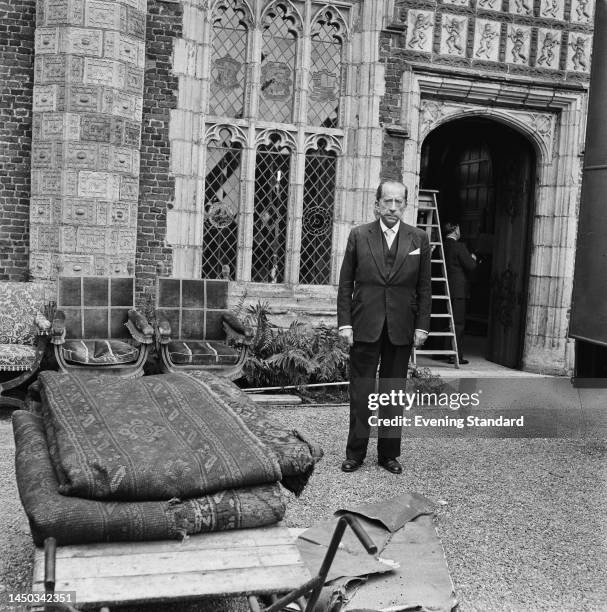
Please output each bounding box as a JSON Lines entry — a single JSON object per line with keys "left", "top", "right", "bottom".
{"left": 346, "top": 322, "right": 412, "bottom": 463}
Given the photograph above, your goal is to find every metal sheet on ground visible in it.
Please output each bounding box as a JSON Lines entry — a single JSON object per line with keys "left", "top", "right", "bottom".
{"left": 344, "top": 515, "right": 457, "bottom": 612}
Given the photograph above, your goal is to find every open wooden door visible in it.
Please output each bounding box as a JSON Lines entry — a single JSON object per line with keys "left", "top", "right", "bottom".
{"left": 488, "top": 141, "right": 534, "bottom": 368}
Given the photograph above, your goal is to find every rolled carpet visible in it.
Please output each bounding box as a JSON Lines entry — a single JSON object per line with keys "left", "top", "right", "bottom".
{"left": 38, "top": 371, "right": 282, "bottom": 501}
{"left": 13, "top": 410, "right": 286, "bottom": 546}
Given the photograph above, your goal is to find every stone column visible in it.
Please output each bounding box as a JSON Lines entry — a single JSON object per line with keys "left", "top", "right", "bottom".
{"left": 30, "top": 0, "right": 147, "bottom": 279}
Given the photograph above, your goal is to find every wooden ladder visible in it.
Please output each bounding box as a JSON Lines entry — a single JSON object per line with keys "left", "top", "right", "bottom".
{"left": 412, "top": 190, "right": 459, "bottom": 368}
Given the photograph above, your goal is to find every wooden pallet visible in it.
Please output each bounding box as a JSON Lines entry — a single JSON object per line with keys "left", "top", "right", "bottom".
{"left": 32, "top": 527, "right": 310, "bottom": 609}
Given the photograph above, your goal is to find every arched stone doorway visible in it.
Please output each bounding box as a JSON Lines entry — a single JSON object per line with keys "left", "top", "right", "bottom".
{"left": 420, "top": 118, "right": 536, "bottom": 369}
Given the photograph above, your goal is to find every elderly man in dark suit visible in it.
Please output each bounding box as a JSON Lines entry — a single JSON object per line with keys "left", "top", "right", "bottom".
{"left": 337, "top": 180, "right": 432, "bottom": 474}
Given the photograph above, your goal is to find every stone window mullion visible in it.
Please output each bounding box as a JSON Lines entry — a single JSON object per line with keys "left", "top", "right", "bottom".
{"left": 285, "top": 131, "right": 307, "bottom": 283}
{"left": 238, "top": 128, "right": 257, "bottom": 282}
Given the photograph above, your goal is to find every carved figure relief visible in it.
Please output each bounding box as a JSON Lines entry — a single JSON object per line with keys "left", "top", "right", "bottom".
{"left": 506, "top": 26, "right": 531, "bottom": 64}
{"left": 536, "top": 30, "right": 561, "bottom": 68}
{"left": 441, "top": 16, "right": 467, "bottom": 56}
{"left": 406, "top": 11, "right": 434, "bottom": 52}
{"left": 478, "top": 0, "right": 498, "bottom": 9}
{"left": 541, "top": 0, "right": 564, "bottom": 20}
{"left": 442, "top": 0, "right": 469, "bottom": 5}
{"left": 509, "top": 0, "right": 533, "bottom": 15}
{"left": 474, "top": 21, "right": 500, "bottom": 61}
{"left": 571, "top": 0, "right": 593, "bottom": 23}
{"left": 568, "top": 35, "right": 591, "bottom": 71}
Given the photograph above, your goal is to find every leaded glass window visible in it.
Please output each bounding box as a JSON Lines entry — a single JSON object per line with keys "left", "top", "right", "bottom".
{"left": 209, "top": 1, "right": 250, "bottom": 118}
{"left": 299, "top": 140, "right": 337, "bottom": 284}
{"left": 259, "top": 3, "right": 299, "bottom": 124}
{"left": 201, "top": 129, "right": 243, "bottom": 279}
{"left": 252, "top": 135, "right": 292, "bottom": 283}
{"left": 308, "top": 10, "right": 344, "bottom": 127}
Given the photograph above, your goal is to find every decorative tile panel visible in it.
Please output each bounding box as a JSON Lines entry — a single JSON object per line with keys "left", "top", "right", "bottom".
{"left": 406, "top": 10, "right": 434, "bottom": 53}
{"left": 66, "top": 85, "right": 100, "bottom": 112}
{"left": 36, "top": 28, "right": 60, "bottom": 54}
{"left": 473, "top": 19, "right": 501, "bottom": 62}
{"left": 505, "top": 24, "right": 532, "bottom": 65}
{"left": 477, "top": 0, "right": 501, "bottom": 12}
{"left": 507, "top": 0, "right": 533, "bottom": 16}
{"left": 567, "top": 32, "right": 592, "bottom": 72}
{"left": 535, "top": 29, "right": 562, "bottom": 69}
{"left": 570, "top": 0, "right": 594, "bottom": 23}
{"left": 440, "top": 14, "right": 468, "bottom": 57}
{"left": 62, "top": 27, "right": 103, "bottom": 56}
{"left": 539, "top": 0, "right": 565, "bottom": 21}
{"left": 33, "top": 85, "right": 57, "bottom": 111}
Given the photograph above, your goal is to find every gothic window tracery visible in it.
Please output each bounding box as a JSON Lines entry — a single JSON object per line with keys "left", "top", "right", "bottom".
{"left": 209, "top": 1, "right": 252, "bottom": 118}
{"left": 204, "top": 0, "right": 351, "bottom": 285}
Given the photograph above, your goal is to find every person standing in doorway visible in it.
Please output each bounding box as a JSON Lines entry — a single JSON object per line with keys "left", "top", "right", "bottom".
{"left": 337, "top": 181, "right": 432, "bottom": 474}
{"left": 443, "top": 222, "right": 477, "bottom": 365}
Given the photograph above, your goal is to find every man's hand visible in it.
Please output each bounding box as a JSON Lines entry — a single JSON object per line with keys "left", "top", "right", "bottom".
{"left": 413, "top": 330, "right": 428, "bottom": 348}
{"left": 339, "top": 327, "right": 354, "bottom": 347}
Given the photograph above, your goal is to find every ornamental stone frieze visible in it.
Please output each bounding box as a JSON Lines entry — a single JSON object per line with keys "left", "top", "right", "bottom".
{"left": 30, "top": 0, "right": 147, "bottom": 279}
{"left": 419, "top": 99, "right": 556, "bottom": 162}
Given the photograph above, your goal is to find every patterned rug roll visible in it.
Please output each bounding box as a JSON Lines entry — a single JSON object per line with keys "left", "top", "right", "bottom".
{"left": 13, "top": 410, "right": 286, "bottom": 546}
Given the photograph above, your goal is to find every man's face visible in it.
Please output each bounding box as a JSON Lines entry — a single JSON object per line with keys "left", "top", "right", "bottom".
{"left": 376, "top": 183, "right": 407, "bottom": 229}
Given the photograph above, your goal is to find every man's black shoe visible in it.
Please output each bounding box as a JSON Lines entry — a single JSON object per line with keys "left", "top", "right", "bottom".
{"left": 378, "top": 458, "right": 402, "bottom": 474}
{"left": 448, "top": 357, "right": 469, "bottom": 365}
{"left": 341, "top": 459, "right": 362, "bottom": 473}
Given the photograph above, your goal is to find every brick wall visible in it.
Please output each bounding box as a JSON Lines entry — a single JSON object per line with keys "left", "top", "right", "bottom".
{"left": 136, "top": 0, "right": 182, "bottom": 299}
{"left": 0, "top": 0, "right": 36, "bottom": 280}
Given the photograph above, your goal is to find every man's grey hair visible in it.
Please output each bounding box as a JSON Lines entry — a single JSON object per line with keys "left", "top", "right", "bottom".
{"left": 375, "top": 181, "right": 408, "bottom": 203}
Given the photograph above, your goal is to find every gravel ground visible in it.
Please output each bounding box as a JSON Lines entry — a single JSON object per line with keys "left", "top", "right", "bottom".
{"left": 1, "top": 405, "right": 606, "bottom": 612}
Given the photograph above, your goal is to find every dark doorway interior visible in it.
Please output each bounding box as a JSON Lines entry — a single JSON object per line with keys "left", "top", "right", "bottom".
{"left": 420, "top": 118, "right": 536, "bottom": 369}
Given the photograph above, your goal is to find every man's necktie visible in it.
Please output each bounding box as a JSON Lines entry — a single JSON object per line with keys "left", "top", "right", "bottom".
{"left": 384, "top": 228, "right": 395, "bottom": 249}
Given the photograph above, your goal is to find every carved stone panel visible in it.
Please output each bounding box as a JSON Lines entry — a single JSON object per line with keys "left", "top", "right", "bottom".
{"left": 67, "top": 85, "right": 100, "bottom": 112}
{"left": 570, "top": 0, "right": 594, "bottom": 24}
{"left": 477, "top": 0, "right": 501, "bottom": 12}
{"left": 81, "top": 114, "right": 111, "bottom": 142}
{"left": 65, "top": 142, "right": 99, "bottom": 169}
{"left": 505, "top": 24, "right": 532, "bottom": 66}
{"left": 535, "top": 29, "right": 562, "bottom": 69}
{"left": 76, "top": 227, "right": 107, "bottom": 252}
{"left": 62, "top": 198, "right": 97, "bottom": 224}
{"left": 36, "top": 28, "right": 59, "bottom": 54}
{"left": 36, "top": 55, "right": 67, "bottom": 83}
{"left": 77, "top": 171, "right": 120, "bottom": 199}
{"left": 126, "top": 7, "right": 146, "bottom": 39}
{"left": 110, "top": 202, "right": 131, "bottom": 226}
{"left": 406, "top": 10, "right": 434, "bottom": 53}
{"left": 473, "top": 19, "right": 501, "bottom": 62}
{"left": 567, "top": 32, "right": 592, "bottom": 72}
{"left": 507, "top": 0, "right": 533, "bottom": 16}
{"left": 32, "top": 143, "right": 56, "bottom": 168}
{"left": 63, "top": 27, "right": 103, "bottom": 56}
{"left": 442, "top": 0, "right": 469, "bottom": 5}
{"left": 110, "top": 147, "right": 134, "bottom": 173}
{"left": 119, "top": 176, "right": 139, "bottom": 201}
{"left": 539, "top": 0, "right": 565, "bottom": 21}
{"left": 418, "top": 99, "right": 556, "bottom": 162}
{"left": 86, "top": 1, "right": 119, "bottom": 29}
{"left": 440, "top": 14, "right": 468, "bottom": 58}
{"left": 62, "top": 255, "right": 94, "bottom": 275}
{"left": 33, "top": 85, "right": 57, "bottom": 111}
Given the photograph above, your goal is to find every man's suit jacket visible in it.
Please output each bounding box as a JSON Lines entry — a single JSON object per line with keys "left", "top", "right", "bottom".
{"left": 337, "top": 220, "right": 432, "bottom": 345}
{"left": 443, "top": 238, "right": 477, "bottom": 299}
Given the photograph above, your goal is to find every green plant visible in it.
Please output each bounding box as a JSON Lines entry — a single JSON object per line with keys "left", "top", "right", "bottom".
{"left": 242, "top": 302, "right": 349, "bottom": 388}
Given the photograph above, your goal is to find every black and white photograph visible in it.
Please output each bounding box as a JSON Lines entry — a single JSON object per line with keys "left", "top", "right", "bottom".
{"left": 0, "top": 0, "right": 606, "bottom": 610}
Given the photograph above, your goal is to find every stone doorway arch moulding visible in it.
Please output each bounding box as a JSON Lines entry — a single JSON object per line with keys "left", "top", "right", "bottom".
{"left": 398, "top": 68, "right": 587, "bottom": 375}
